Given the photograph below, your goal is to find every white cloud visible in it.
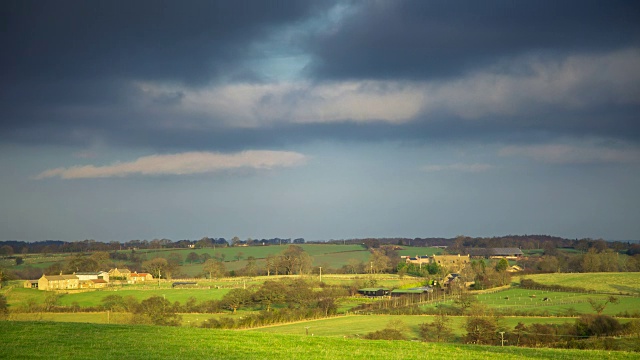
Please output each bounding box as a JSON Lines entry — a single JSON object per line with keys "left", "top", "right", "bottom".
{"left": 421, "top": 163, "right": 494, "bottom": 173}
{"left": 499, "top": 141, "right": 640, "bottom": 165}
{"left": 137, "top": 80, "right": 426, "bottom": 127}
{"left": 35, "top": 150, "right": 307, "bottom": 179}
{"left": 420, "top": 48, "right": 640, "bottom": 119}
{"left": 134, "top": 48, "right": 640, "bottom": 128}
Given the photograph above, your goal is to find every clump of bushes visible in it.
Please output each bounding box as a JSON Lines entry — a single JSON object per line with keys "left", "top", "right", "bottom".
{"left": 519, "top": 278, "right": 589, "bottom": 293}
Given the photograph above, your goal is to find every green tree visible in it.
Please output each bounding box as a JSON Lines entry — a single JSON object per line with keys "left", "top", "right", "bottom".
{"left": 134, "top": 296, "right": 181, "bottom": 326}
{"left": 254, "top": 281, "right": 287, "bottom": 311}
{"left": 199, "top": 253, "right": 211, "bottom": 263}
{"left": 576, "top": 314, "right": 622, "bottom": 337}
{"left": 186, "top": 252, "right": 200, "bottom": 264}
{"left": 196, "top": 237, "right": 212, "bottom": 248}
{"left": 286, "top": 279, "right": 314, "bottom": 308}
{"left": 101, "top": 294, "right": 126, "bottom": 311}
{"left": 168, "top": 252, "right": 183, "bottom": 266}
{"left": 222, "top": 288, "right": 252, "bottom": 314}
{"left": 364, "top": 328, "right": 406, "bottom": 340}
{"left": 495, "top": 258, "right": 509, "bottom": 272}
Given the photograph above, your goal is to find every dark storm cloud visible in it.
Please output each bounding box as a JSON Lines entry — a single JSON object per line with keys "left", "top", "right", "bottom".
{"left": 1, "top": 0, "right": 639, "bottom": 152}
{"left": 0, "top": 0, "right": 334, "bottom": 146}
{"left": 1, "top": 0, "right": 325, "bottom": 85}
{"left": 306, "top": 0, "right": 640, "bottom": 80}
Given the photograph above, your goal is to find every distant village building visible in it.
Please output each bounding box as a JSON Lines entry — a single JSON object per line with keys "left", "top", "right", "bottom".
{"left": 128, "top": 272, "right": 153, "bottom": 284}
{"left": 403, "top": 254, "right": 470, "bottom": 272}
{"left": 108, "top": 268, "right": 131, "bottom": 279}
{"left": 75, "top": 271, "right": 109, "bottom": 283}
{"left": 357, "top": 288, "right": 390, "bottom": 297}
{"left": 24, "top": 280, "right": 38, "bottom": 289}
{"left": 38, "top": 274, "right": 79, "bottom": 291}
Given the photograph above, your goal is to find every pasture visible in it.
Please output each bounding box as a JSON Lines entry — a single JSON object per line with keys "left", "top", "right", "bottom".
{"left": 149, "top": 244, "right": 372, "bottom": 276}
{"left": 2, "top": 321, "right": 636, "bottom": 360}
{"left": 517, "top": 273, "right": 640, "bottom": 295}
{"left": 249, "top": 314, "right": 579, "bottom": 339}
{"left": 473, "top": 288, "right": 640, "bottom": 316}
{"left": 396, "top": 247, "right": 444, "bottom": 257}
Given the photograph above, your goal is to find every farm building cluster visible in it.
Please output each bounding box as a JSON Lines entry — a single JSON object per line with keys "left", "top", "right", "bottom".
{"left": 23, "top": 268, "right": 153, "bottom": 290}
{"left": 402, "top": 248, "right": 524, "bottom": 271}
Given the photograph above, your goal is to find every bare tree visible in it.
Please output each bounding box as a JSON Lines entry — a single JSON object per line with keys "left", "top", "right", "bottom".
{"left": 203, "top": 259, "right": 226, "bottom": 279}
{"left": 587, "top": 296, "right": 618, "bottom": 315}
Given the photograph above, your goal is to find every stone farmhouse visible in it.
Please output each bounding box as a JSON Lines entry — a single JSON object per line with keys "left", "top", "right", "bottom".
{"left": 108, "top": 268, "right": 131, "bottom": 279}
{"left": 37, "top": 271, "right": 112, "bottom": 291}
{"left": 38, "top": 274, "right": 79, "bottom": 291}
{"left": 128, "top": 272, "right": 153, "bottom": 284}
{"left": 31, "top": 268, "right": 154, "bottom": 291}
{"left": 403, "top": 254, "right": 470, "bottom": 272}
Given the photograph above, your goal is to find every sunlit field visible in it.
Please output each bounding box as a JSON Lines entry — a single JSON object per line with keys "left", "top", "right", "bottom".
{"left": 2, "top": 321, "right": 637, "bottom": 360}
{"left": 516, "top": 273, "right": 640, "bottom": 294}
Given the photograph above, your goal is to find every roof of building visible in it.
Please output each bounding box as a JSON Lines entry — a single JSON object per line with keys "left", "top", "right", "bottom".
{"left": 109, "top": 268, "right": 131, "bottom": 273}
{"left": 130, "top": 272, "right": 151, "bottom": 277}
{"left": 42, "top": 274, "right": 78, "bottom": 281}
{"left": 90, "top": 279, "right": 107, "bottom": 283}
{"left": 392, "top": 289, "right": 425, "bottom": 294}
{"left": 75, "top": 272, "right": 105, "bottom": 275}
{"left": 358, "top": 288, "right": 390, "bottom": 292}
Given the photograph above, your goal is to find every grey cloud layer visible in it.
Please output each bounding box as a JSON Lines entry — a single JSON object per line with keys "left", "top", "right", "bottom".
{"left": 1, "top": 0, "right": 639, "bottom": 152}
{"left": 305, "top": 1, "right": 640, "bottom": 80}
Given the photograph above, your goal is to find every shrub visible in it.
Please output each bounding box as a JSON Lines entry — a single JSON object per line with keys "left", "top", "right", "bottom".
{"left": 363, "top": 328, "right": 407, "bottom": 340}
{"left": 575, "top": 314, "right": 622, "bottom": 337}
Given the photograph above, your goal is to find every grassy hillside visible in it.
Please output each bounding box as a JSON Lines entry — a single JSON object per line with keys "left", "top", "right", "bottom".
{"left": 1, "top": 321, "right": 636, "bottom": 360}
{"left": 517, "top": 273, "right": 640, "bottom": 294}
{"left": 250, "top": 314, "right": 579, "bottom": 338}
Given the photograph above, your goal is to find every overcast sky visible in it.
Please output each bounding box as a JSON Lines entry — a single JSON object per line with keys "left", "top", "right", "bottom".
{"left": 2, "top": 1, "right": 639, "bottom": 242}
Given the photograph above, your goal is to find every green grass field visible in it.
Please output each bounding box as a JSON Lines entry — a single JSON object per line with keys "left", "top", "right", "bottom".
{"left": 470, "top": 288, "right": 640, "bottom": 316}
{"left": 249, "top": 314, "right": 582, "bottom": 339}
{"left": 517, "top": 273, "right": 640, "bottom": 295}
{"left": 1, "top": 321, "right": 637, "bottom": 360}
{"left": 151, "top": 244, "right": 371, "bottom": 276}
